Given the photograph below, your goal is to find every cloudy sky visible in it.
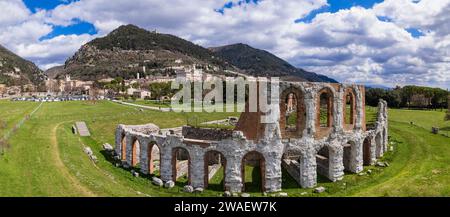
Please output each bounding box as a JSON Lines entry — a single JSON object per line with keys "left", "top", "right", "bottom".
{"left": 0, "top": 0, "right": 449, "bottom": 89}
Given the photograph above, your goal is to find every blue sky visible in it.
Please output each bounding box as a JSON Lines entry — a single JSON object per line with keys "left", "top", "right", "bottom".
{"left": 23, "top": 0, "right": 97, "bottom": 40}
{"left": 25, "top": 0, "right": 424, "bottom": 42}
{"left": 23, "top": 0, "right": 389, "bottom": 40}
{"left": 23, "top": 0, "right": 78, "bottom": 12}
{"left": 1, "top": 0, "right": 448, "bottom": 89}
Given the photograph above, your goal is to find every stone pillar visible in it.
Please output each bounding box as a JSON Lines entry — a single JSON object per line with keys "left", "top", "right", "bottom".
{"left": 335, "top": 89, "right": 344, "bottom": 132}
{"left": 304, "top": 92, "right": 316, "bottom": 137}
{"left": 224, "top": 155, "right": 243, "bottom": 193}
{"left": 299, "top": 147, "right": 317, "bottom": 188}
{"left": 114, "top": 127, "right": 122, "bottom": 156}
{"left": 349, "top": 139, "right": 363, "bottom": 173}
{"left": 264, "top": 152, "right": 282, "bottom": 192}
{"left": 328, "top": 144, "right": 344, "bottom": 181}
{"left": 375, "top": 133, "right": 384, "bottom": 158}
{"left": 189, "top": 149, "right": 205, "bottom": 188}
{"left": 385, "top": 102, "right": 389, "bottom": 149}
{"left": 139, "top": 140, "right": 149, "bottom": 174}
{"left": 383, "top": 127, "right": 388, "bottom": 153}
{"left": 355, "top": 87, "right": 363, "bottom": 130}
{"left": 369, "top": 136, "right": 377, "bottom": 164}
{"left": 125, "top": 134, "right": 133, "bottom": 165}
{"left": 160, "top": 146, "right": 173, "bottom": 182}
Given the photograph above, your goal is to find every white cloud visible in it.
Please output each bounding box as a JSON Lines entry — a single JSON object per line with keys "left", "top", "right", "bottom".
{"left": 0, "top": 0, "right": 448, "bottom": 88}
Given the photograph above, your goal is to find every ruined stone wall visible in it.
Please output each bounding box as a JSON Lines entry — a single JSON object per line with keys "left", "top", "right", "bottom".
{"left": 114, "top": 82, "right": 389, "bottom": 193}
{"left": 182, "top": 126, "right": 233, "bottom": 140}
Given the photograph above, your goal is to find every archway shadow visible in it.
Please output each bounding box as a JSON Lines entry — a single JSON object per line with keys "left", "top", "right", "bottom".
{"left": 100, "top": 150, "right": 116, "bottom": 165}
{"left": 281, "top": 168, "right": 300, "bottom": 189}
{"left": 243, "top": 166, "right": 262, "bottom": 193}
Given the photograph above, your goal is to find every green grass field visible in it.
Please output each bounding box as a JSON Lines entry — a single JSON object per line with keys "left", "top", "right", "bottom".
{"left": 0, "top": 100, "right": 448, "bottom": 196}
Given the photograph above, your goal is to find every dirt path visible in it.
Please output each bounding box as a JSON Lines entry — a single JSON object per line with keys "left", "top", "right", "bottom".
{"left": 50, "top": 123, "right": 96, "bottom": 197}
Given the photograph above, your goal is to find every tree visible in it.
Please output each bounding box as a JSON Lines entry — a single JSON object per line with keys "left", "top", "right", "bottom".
{"left": 446, "top": 96, "right": 450, "bottom": 121}
{"left": 148, "top": 82, "right": 173, "bottom": 100}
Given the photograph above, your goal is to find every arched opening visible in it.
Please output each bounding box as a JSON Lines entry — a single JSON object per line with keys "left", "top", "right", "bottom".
{"left": 121, "top": 133, "right": 126, "bottom": 160}
{"left": 363, "top": 137, "right": 372, "bottom": 165}
{"left": 317, "top": 88, "right": 334, "bottom": 130}
{"left": 344, "top": 90, "right": 355, "bottom": 125}
{"left": 242, "top": 151, "right": 265, "bottom": 192}
{"left": 204, "top": 150, "right": 226, "bottom": 191}
{"left": 343, "top": 141, "right": 355, "bottom": 171}
{"left": 172, "top": 147, "right": 190, "bottom": 185}
{"left": 285, "top": 93, "right": 298, "bottom": 131}
{"left": 280, "top": 152, "right": 303, "bottom": 188}
{"left": 316, "top": 146, "right": 330, "bottom": 179}
{"left": 375, "top": 133, "right": 382, "bottom": 158}
{"left": 148, "top": 142, "right": 161, "bottom": 176}
{"left": 131, "top": 138, "right": 140, "bottom": 167}
{"left": 280, "top": 88, "right": 305, "bottom": 138}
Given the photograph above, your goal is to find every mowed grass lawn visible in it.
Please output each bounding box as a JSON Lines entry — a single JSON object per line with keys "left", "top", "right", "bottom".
{"left": 0, "top": 100, "right": 37, "bottom": 139}
{"left": 0, "top": 100, "right": 448, "bottom": 196}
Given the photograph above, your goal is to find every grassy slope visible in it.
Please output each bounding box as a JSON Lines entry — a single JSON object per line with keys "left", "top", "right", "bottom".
{"left": 0, "top": 100, "right": 448, "bottom": 196}
{"left": 388, "top": 109, "right": 450, "bottom": 136}
{"left": 0, "top": 100, "right": 239, "bottom": 196}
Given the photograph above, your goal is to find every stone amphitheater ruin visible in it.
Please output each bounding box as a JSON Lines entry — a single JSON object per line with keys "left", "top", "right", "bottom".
{"left": 114, "top": 81, "right": 388, "bottom": 193}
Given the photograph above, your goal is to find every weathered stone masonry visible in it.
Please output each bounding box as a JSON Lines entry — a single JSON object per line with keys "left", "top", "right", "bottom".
{"left": 114, "top": 82, "right": 388, "bottom": 193}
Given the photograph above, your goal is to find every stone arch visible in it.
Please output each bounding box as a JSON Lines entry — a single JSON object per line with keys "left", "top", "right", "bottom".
{"left": 147, "top": 141, "right": 161, "bottom": 175}
{"left": 121, "top": 132, "right": 126, "bottom": 160}
{"left": 241, "top": 151, "right": 266, "bottom": 192}
{"left": 343, "top": 141, "right": 356, "bottom": 171}
{"left": 363, "top": 136, "right": 372, "bottom": 165}
{"left": 316, "top": 87, "right": 334, "bottom": 138}
{"left": 279, "top": 87, "right": 306, "bottom": 138}
{"left": 204, "top": 150, "right": 226, "bottom": 190}
{"left": 131, "top": 137, "right": 140, "bottom": 167}
{"left": 343, "top": 88, "right": 356, "bottom": 128}
{"left": 172, "top": 147, "right": 191, "bottom": 185}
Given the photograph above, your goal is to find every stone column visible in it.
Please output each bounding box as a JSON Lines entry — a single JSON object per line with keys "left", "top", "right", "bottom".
{"left": 349, "top": 139, "right": 363, "bottom": 173}
{"left": 370, "top": 136, "right": 377, "bottom": 162}
{"left": 160, "top": 146, "right": 173, "bottom": 182}
{"left": 375, "top": 133, "right": 384, "bottom": 158}
{"left": 304, "top": 91, "right": 316, "bottom": 137}
{"left": 139, "top": 139, "right": 149, "bottom": 174}
{"left": 264, "top": 152, "right": 282, "bottom": 192}
{"left": 125, "top": 134, "right": 133, "bottom": 166}
{"left": 335, "top": 89, "right": 344, "bottom": 132}
{"left": 299, "top": 147, "right": 317, "bottom": 188}
{"left": 189, "top": 149, "right": 205, "bottom": 189}
{"left": 384, "top": 127, "right": 388, "bottom": 152}
{"left": 114, "top": 127, "right": 122, "bottom": 157}
{"left": 328, "top": 144, "right": 344, "bottom": 181}
{"left": 385, "top": 102, "right": 389, "bottom": 149}
{"left": 224, "top": 155, "right": 243, "bottom": 193}
{"left": 355, "top": 87, "right": 364, "bottom": 130}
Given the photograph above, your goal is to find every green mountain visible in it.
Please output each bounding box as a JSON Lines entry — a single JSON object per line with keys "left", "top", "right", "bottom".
{"left": 0, "top": 44, "right": 45, "bottom": 87}
{"left": 60, "top": 24, "right": 336, "bottom": 83}
{"left": 210, "top": 43, "right": 337, "bottom": 82}
{"left": 60, "top": 24, "right": 233, "bottom": 80}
